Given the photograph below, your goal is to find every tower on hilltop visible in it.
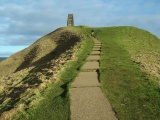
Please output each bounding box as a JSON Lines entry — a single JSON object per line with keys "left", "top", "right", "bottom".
{"left": 67, "top": 14, "right": 74, "bottom": 26}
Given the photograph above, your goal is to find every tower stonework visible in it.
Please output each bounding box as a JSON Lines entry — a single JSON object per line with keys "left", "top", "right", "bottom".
{"left": 67, "top": 14, "right": 74, "bottom": 26}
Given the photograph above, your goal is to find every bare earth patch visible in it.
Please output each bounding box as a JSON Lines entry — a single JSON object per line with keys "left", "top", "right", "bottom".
{"left": 133, "top": 52, "right": 160, "bottom": 81}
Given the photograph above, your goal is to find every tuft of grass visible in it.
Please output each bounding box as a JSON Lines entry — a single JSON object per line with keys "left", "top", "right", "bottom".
{"left": 13, "top": 27, "right": 94, "bottom": 120}
{"left": 85, "top": 26, "right": 160, "bottom": 120}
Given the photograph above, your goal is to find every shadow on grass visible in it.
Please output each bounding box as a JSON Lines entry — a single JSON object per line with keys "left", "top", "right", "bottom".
{"left": 0, "top": 77, "right": 42, "bottom": 114}
{"left": 15, "top": 32, "right": 81, "bottom": 72}
{"left": 60, "top": 82, "right": 70, "bottom": 98}
{"left": 0, "top": 33, "right": 81, "bottom": 115}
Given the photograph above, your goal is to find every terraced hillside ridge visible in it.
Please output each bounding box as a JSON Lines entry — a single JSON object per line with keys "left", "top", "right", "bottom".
{"left": 0, "top": 26, "right": 94, "bottom": 119}
{"left": 85, "top": 26, "right": 160, "bottom": 120}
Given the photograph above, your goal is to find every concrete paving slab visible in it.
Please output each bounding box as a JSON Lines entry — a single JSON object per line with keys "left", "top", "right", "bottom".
{"left": 81, "top": 61, "right": 99, "bottom": 70}
{"left": 93, "top": 40, "right": 101, "bottom": 43}
{"left": 87, "top": 55, "right": 100, "bottom": 61}
{"left": 94, "top": 46, "right": 102, "bottom": 47}
{"left": 90, "top": 51, "right": 101, "bottom": 55}
{"left": 94, "top": 44, "right": 101, "bottom": 46}
{"left": 71, "top": 72, "right": 100, "bottom": 88}
{"left": 93, "top": 48, "right": 101, "bottom": 51}
{"left": 70, "top": 87, "right": 117, "bottom": 120}
{"left": 94, "top": 43, "right": 101, "bottom": 45}
{"left": 93, "top": 46, "right": 101, "bottom": 49}
{"left": 95, "top": 42, "right": 101, "bottom": 44}
{"left": 94, "top": 43, "right": 102, "bottom": 44}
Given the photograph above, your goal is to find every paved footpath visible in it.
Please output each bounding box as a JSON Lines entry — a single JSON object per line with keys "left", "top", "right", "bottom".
{"left": 70, "top": 39, "right": 117, "bottom": 120}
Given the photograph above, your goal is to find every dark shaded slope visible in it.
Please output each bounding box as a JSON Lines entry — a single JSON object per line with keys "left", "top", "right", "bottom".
{"left": 0, "top": 27, "right": 81, "bottom": 76}
{"left": 15, "top": 30, "right": 81, "bottom": 72}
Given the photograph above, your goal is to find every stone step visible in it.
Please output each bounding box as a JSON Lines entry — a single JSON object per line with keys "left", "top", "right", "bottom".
{"left": 94, "top": 43, "right": 101, "bottom": 45}
{"left": 81, "top": 61, "right": 99, "bottom": 70}
{"left": 94, "top": 42, "right": 101, "bottom": 44}
{"left": 93, "top": 46, "right": 101, "bottom": 49}
{"left": 94, "top": 42, "right": 102, "bottom": 44}
{"left": 71, "top": 72, "right": 100, "bottom": 88}
{"left": 93, "top": 48, "right": 101, "bottom": 51}
{"left": 93, "top": 40, "right": 102, "bottom": 43}
{"left": 87, "top": 55, "right": 100, "bottom": 61}
{"left": 70, "top": 87, "right": 118, "bottom": 120}
{"left": 94, "top": 44, "right": 102, "bottom": 47}
{"left": 90, "top": 51, "right": 101, "bottom": 55}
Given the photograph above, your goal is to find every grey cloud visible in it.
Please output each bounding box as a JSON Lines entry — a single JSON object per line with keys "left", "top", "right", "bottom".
{"left": 0, "top": 0, "right": 160, "bottom": 47}
{"left": 0, "top": 0, "right": 159, "bottom": 57}
{"left": 0, "top": 0, "right": 68, "bottom": 46}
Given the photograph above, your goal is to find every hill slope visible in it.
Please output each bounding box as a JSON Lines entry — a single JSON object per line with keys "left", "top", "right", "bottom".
{"left": 86, "top": 26, "right": 160, "bottom": 119}
{"left": 0, "top": 26, "right": 94, "bottom": 119}
{"left": 0, "top": 27, "right": 81, "bottom": 76}
{"left": 0, "top": 26, "right": 159, "bottom": 120}
{"left": 90, "top": 26, "right": 160, "bottom": 78}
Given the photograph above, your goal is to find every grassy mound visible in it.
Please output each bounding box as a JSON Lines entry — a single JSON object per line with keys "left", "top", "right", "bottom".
{"left": 0, "top": 26, "right": 94, "bottom": 119}
{"left": 1, "top": 25, "right": 159, "bottom": 120}
{"left": 0, "top": 27, "right": 82, "bottom": 76}
{"left": 94, "top": 26, "right": 160, "bottom": 77}
{"left": 86, "top": 26, "right": 160, "bottom": 120}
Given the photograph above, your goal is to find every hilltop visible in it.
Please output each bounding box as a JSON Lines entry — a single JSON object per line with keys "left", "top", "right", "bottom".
{"left": 0, "top": 26, "right": 160, "bottom": 120}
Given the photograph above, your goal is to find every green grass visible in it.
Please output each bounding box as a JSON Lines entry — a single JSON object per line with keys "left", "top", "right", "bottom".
{"left": 13, "top": 27, "right": 94, "bottom": 120}
{"left": 5, "top": 26, "right": 160, "bottom": 119}
{"left": 86, "top": 27, "right": 160, "bottom": 120}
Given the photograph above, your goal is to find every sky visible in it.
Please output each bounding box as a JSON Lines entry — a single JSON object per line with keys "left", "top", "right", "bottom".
{"left": 0, "top": 0, "right": 160, "bottom": 57}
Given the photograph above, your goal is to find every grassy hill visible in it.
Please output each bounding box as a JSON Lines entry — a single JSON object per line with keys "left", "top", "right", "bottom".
{"left": 0, "top": 26, "right": 159, "bottom": 120}
{"left": 0, "top": 26, "right": 94, "bottom": 119}
{"left": 97, "top": 26, "right": 160, "bottom": 77}
{"left": 86, "top": 26, "right": 160, "bottom": 119}
{"left": 0, "top": 27, "right": 83, "bottom": 76}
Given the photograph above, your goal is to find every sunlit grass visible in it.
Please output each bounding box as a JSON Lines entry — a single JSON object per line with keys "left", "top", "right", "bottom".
{"left": 86, "top": 26, "right": 160, "bottom": 120}
{"left": 13, "top": 27, "right": 94, "bottom": 120}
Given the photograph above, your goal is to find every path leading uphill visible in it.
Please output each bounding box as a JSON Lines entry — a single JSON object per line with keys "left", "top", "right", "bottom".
{"left": 70, "top": 39, "right": 117, "bottom": 120}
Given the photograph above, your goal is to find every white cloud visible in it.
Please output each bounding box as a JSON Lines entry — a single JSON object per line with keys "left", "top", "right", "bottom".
{"left": 0, "top": 0, "right": 160, "bottom": 56}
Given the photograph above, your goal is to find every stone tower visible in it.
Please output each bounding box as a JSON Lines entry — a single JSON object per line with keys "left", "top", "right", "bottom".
{"left": 67, "top": 14, "right": 74, "bottom": 26}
